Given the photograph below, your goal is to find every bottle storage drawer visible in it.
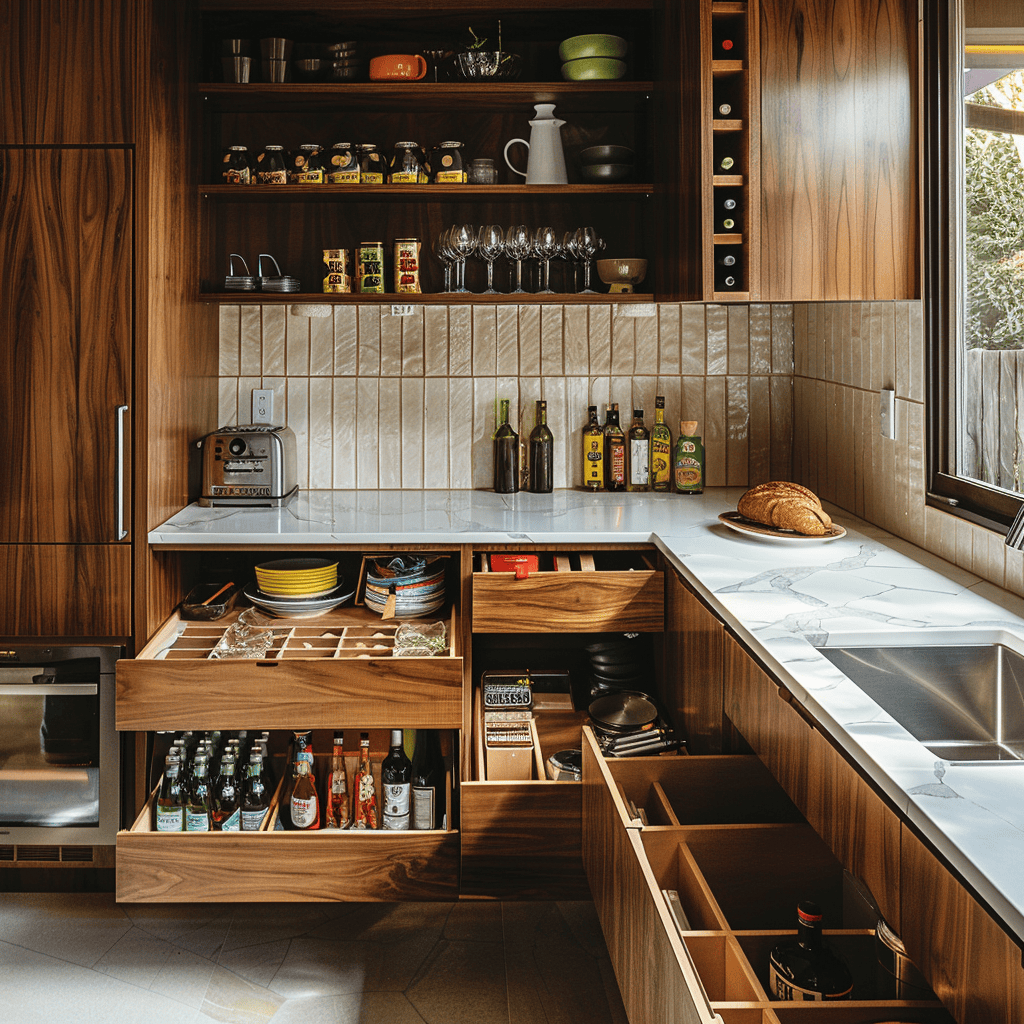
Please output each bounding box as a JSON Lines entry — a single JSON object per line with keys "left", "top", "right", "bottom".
{"left": 580, "top": 729, "right": 955, "bottom": 1024}
{"left": 472, "top": 549, "right": 663, "bottom": 633}
{"left": 117, "top": 606, "right": 463, "bottom": 730}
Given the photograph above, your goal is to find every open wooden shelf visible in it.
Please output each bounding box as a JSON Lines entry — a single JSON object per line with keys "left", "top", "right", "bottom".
{"left": 200, "top": 183, "right": 655, "bottom": 200}
{"left": 200, "top": 291, "right": 655, "bottom": 304}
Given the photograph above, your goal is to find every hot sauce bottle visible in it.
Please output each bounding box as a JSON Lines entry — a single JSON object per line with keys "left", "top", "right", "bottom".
{"left": 352, "top": 732, "right": 378, "bottom": 829}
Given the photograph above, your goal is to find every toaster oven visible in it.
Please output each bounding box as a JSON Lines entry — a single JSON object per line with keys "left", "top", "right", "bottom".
{"left": 198, "top": 424, "right": 298, "bottom": 507}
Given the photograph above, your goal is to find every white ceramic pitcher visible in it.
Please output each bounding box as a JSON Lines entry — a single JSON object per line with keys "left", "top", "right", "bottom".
{"left": 504, "top": 103, "right": 568, "bottom": 185}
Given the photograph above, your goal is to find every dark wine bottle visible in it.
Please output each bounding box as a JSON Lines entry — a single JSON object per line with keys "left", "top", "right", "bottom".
{"left": 493, "top": 398, "right": 519, "bottom": 493}
{"left": 717, "top": 197, "right": 740, "bottom": 232}
{"left": 411, "top": 729, "right": 445, "bottom": 830}
{"left": 382, "top": 729, "right": 412, "bottom": 830}
{"left": 769, "top": 902, "right": 854, "bottom": 1001}
{"left": 529, "top": 400, "right": 554, "bottom": 493}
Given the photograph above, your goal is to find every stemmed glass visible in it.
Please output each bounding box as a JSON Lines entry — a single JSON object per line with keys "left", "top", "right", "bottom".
{"left": 434, "top": 227, "right": 457, "bottom": 293}
{"left": 451, "top": 223, "right": 477, "bottom": 293}
{"left": 476, "top": 225, "right": 504, "bottom": 294}
{"left": 560, "top": 230, "right": 579, "bottom": 293}
{"left": 574, "top": 226, "right": 601, "bottom": 294}
{"left": 533, "top": 226, "right": 559, "bottom": 294}
{"left": 504, "top": 225, "right": 531, "bottom": 294}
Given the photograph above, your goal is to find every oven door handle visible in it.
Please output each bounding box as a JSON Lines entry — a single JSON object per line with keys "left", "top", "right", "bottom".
{"left": 0, "top": 683, "right": 97, "bottom": 696}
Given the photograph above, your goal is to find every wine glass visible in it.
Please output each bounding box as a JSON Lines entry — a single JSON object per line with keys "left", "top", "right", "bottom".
{"left": 533, "top": 226, "right": 559, "bottom": 294}
{"left": 504, "top": 225, "right": 531, "bottom": 294}
{"left": 560, "top": 230, "right": 579, "bottom": 293}
{"left": 476, "top": 225, "right": 505, "bottom": 294}
{"left": 434, "top": 226, "right": 457, "bottom": 293}
{"left": 451, "top": 223, "right": 477, "bottom": 293}
{"left": 574, "top": 226, "right": 601, "bottom": 294}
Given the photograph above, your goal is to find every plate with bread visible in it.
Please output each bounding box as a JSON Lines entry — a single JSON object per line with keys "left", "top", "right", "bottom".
{"left": 719, "top": 482, "right": 846, "bottom": 542}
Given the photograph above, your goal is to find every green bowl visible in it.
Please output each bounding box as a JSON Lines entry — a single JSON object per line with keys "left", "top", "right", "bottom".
{"left": 558, "top": 33, "right": 628, "bottom": 62}
{"left": 561, "top": 57, "right": 627, "bottom": 82}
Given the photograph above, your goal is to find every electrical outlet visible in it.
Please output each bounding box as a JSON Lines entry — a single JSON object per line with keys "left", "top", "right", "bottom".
{"left": 252, "top": 388, "right": 274, "bottom": 424}
{"left": 880, "top": 388, "right": 895, "bottom": 439}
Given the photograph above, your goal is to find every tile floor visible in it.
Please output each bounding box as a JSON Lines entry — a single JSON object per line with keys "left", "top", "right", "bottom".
{"left": 0, "top": 896, "right": 628, "bottom": 1024}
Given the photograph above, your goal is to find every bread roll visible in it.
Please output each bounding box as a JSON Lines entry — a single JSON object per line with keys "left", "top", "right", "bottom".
{"left": 737, "top": 481, "right": 832, "bottom": 536}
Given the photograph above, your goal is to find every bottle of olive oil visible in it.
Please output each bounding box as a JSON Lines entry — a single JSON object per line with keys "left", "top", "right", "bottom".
{"left": 674, "top": 420, "right": 705, "bottom": 494}
{"left": 626, "top": 409, "right": 650, "bottom": 492}
{"left": 603, "top": 404, "right": 626, "bottom": 492}
{"left": 650, "top": 397, "right": 672, "bottom": 491}
{"left": 582, "top": 405, "right": 604, "bottom": 490}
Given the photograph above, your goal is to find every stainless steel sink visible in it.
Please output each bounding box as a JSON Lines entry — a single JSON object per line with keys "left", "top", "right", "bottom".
{"left": 816, "top": 643, "right": 1024, "bottom": 761}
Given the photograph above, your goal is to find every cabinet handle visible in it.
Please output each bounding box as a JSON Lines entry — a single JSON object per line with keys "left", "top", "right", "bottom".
{"left": 777, "top": 686, "right": 817, "bottom": 730}
{"left": 115, "top": 404, "right": 128, "bottom": 540}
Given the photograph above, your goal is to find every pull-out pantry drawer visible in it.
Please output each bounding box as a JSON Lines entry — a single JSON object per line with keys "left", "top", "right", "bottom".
{"left": 472, "top": 550, "right": 663, "bottom": 633}
{"left": 580, "top": 729, "right": 955, "bottom": 1024}
{"left": 117, "top": 606, "right": 463, "bottom": 731}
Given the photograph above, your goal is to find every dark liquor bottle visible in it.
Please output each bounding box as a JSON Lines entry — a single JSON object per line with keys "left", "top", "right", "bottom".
{"left": 290, "top": 760, "right": 320, "bottom": 830}
{"left": 212, "top": 754, "right": 240, "bottom": 831}
{"left": 325, "top": 732, "right": 350, "bottom": 829}
{"left": 769, "top": 902, "right": 854, "bottom": 1001}
{"left": 411, "top": 729, "right": 445, "bottom": 830}
{"left": 241, "top": 752, "right": 269, "bottom": 831}
{"left": 650, "top": 397, "right": 672, "bottom": 492}
{"left": 582, "top": 405, "right": 604, "bottom": 491}
{"left": 185, "top": 754, "right": 212, "bottom": 832}
{"left": 627, "top": 409, "right": 650, "bottom": 492}
{"left": 529, "top": 400, "right": 554, "bottom": 493}
{"left": 382, "top": 729, "right": 413, "bottom": 830}
{"left": 603, "top": 404, "right": 626, "bottom": 492}
{"left": 154, "top": 754, "right": 185, "bottom": 832}
{"left": 493, "top": 398, "right": 519, "bottom": 493}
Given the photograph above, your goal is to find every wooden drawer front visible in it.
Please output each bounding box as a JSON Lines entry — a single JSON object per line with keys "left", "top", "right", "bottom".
{"left": 460, "top": 781, "right": 589, "bottom": 900}
{"left": 472, "top": 564, "right": 664, "bottom": 633}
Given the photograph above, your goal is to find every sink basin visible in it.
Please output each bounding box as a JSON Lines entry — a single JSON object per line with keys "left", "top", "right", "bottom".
{"left": 816, "top": 643, "right": 1024, "bottom": 761}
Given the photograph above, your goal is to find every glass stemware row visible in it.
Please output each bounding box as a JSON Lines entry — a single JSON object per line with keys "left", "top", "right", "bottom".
{"left": 434, "top": 224, "right": 606, "bottom": 294}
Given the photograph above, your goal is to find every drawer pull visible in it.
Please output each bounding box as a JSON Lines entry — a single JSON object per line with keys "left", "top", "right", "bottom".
{"left": 777, "top": 686, "right": 817, "bottom": 730}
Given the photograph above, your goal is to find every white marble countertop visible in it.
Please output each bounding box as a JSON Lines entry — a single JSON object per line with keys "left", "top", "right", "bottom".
{"left": 151, "top": 489, "right": 1024, "bottom": 944}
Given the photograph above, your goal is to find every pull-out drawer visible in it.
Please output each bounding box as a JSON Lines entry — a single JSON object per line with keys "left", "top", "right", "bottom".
{"left": 581, "top": 729, "right": 955, "bottom": 1024}
{"left": 117, "top": 606, "right": 463, "bottom": 730}
{"left": 472, "top": 550, "right": 664, "bottom": 633}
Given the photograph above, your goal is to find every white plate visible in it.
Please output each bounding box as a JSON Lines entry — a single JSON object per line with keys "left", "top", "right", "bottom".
{"left": 717, "top": 511, "right": 846, "bottom": 543}
{"left": 244, "top": 583, "right": 355, "bottom": 617}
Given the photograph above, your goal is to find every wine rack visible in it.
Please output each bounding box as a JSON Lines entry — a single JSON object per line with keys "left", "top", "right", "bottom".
{"left": 702, "top": 0, "right": 760, "bottom": 300}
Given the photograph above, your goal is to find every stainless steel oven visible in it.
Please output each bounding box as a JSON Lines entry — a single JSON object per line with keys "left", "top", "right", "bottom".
{"left": 0, "top": 645, "right": 120, "bottom": 854}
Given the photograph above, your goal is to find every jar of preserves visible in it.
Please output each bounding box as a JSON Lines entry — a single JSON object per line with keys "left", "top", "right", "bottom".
{"left": 255, "top": 144, "right": 288, "bottom": 184}
{"left": 388, "top": 142, "right": 428, "bottom": 184}
{"left": 357, "top": 241, "right": 385, "bottom": 293}
{"left": 221, "top": 145, "right": 253, "bottom": 185}
{"left": 358, "top": 144, "right": 385, "bottom": 184}
{"left": 393, "top": 238, "right": 421, "bottom": 293}
{"left": 432, "top": 141, "right": 466, "bottom": 183}
{"left": 288, "top": 144, "right": 326, "bottom": 184}
{"left": 466, "top": 157, "right": 498, "bottom": 184}
{"left": 326, "top": 142, "right": 359, "bottom": 184}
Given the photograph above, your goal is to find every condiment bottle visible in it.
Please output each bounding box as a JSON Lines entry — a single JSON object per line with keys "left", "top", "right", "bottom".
{"left": 603, "top": 404, "right": 626, "bottom": 492}
{"left": 674, "top": 420, "right": 705, "bottom": 494}
{"left": 582, "top": 405, "right": 604, "bottom": 490}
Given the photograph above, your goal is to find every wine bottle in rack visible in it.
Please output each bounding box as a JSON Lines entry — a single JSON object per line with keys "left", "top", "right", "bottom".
{"left": 715, "top": 250, "right": 742, "bottom": 291}
{"left": 717, "top": 197, "right": 740, "bottom": 233}
{"left": 712, "top": 24, "right": 741, "bottom": 59}
{"left": 716, "top": 154, "right": 736, "bottom": 172}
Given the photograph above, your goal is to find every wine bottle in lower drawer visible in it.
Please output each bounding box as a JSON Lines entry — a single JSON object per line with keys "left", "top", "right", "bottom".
{"left": 769, "top": 901, "right": 854, "bottom": 1001}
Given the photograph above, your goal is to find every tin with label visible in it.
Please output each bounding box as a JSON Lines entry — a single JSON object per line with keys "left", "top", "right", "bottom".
{"left": 357, "top": 241, "right": 385, "bottom": 293}
{"left": 393, "top": 238, "right": 422, "bottom": 293}
{"left": 323, "top": 249, "right": 352, "bottom": 293}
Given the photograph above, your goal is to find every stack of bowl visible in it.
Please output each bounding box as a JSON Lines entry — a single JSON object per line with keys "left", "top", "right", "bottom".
{"left": 579, "top": 144, "right": 634, "bottom": 183}
{"left": 244, "top": 558, "right": 351, "bottom": 618}
{"left": 364, "top": 554, "right": 447, "bottom": 618}
{"left": 327, "top": 40, "right": 364, "bottom": 82}
{"left": 559, "top": 33, "right": 628, "bottom": 81}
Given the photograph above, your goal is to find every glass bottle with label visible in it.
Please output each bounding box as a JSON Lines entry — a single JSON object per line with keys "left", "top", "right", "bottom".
{"left": 603, "top": 404, "right": 627, "bottom": 492}
{"left": 769, "top": 902, "right": 854, "bottom": 1001}
{"left": 212, "top": 754, "right": 240, "bottom": 831}
{"left": 529, "top": 400, "right": 554, "bottom": 493}
{"left": 290, "top": 760, "right": 319, "bottom": 830}
{"left": 240, "top": 752, "right": 269, "bottom": 831}
{"left": 382, "top": 729, "right": 412, "bottom": 830}
{"left": 352, "top": 732, "right": 378, "bottom": 829}
{"left": 650, "top": 397, "right": 672, "bottom": 491}
{"left": 325, "top": 732, "right": 350, "bottom": 829}
{"left": 326, "top": 142, "right": 360, "bottom": 184}
{"left": 388, "top": 141, "right": 429, "bottom": 184}
{"left": 674, "top": 420, "right": 705, "bottom": 494}
{"left": 155, "top": 754, "right": 185, "bottom": 832}
{"left": 432, "top": 141, "right": 466, "bottom": 183}
{"left": 221, "top": 145, "right": 253, "bottom": 185}
{"left": 358, "top": 143, "right": 385, "bottom": 184}
{"left": 288, "top": 143, "right": 326, "bottom": 184}
{"left": 411, "top": 729, "right": 444, "bottom": 830}
{"left": 255, "top": 144, "right": 288, "bottom": 184}
{"left": 582, "top": 405, "right": 604, "bottom": 490}
{"left": 185, "top": 754, "right": 212, "bottom": 832}
{"left": 627, "top": 408, "right": 650, "bottom": 492}
{"left": 493, "top": 398, "right": 520, "bottom": 493}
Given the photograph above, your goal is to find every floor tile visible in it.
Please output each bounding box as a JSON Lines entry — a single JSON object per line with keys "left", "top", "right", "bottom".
{"left": 216, "top": 938, "right": 291, "bottom": 988}
{"left": 268, "top": 937, "right": 383, "bottom": 998}
{"left": 406, "top": 939, "right": 508, "bottom": 1024}
{"left": 223, "top": 905, "right": 332, "bottom": 952}
{"left": 199, "top": 964, "right": 286, "bottom": 1023}
{"left": 442, "top": 900, "right": 503, "bottom": 942}
{"left": 92, "top": 926, "right": 176, "bottom": 988}
{"left": 268, "top": 991, "right": 427, "bottom": 1024}
{"left": 151, "top": 945, "right": 219, "bottom": 1008}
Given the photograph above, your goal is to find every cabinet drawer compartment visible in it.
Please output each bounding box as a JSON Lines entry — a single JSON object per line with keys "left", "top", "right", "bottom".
{"left": 117, "top": 610, "right": 463, "bottom": 730}
{"left": 472, "top": 551, "right": 663, "bottom": 633}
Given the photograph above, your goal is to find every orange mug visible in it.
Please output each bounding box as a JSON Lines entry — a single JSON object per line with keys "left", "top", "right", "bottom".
{"left": 369, "top": 54, "right": 428, "bottom": 81}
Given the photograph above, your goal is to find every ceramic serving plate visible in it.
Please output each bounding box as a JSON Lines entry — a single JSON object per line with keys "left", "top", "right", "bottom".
{"left": 717, "top": 511, "right": 847, "bottom": 543}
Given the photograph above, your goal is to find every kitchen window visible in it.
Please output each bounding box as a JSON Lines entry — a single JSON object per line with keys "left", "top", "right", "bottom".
{"left": 927, "top": 0, "right": 1024, "bottom": 528}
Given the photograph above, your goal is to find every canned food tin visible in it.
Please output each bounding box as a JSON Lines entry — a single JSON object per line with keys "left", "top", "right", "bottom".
{"left": 357, "top": 242, "right": 385, "bottom": 293}
{"left": 323, "top": 249, "right": 352, "bottom": 293}
{"left": 393, "top": 238, "right": 422, "bottom": 293}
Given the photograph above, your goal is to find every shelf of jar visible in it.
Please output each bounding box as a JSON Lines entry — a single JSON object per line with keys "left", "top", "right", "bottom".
{"left": 198, "top": 291, "right": 656, "bottom": 305}
{"left": 200, "top": 81, "right": 655, "bottom": 114}
{"left": 199, "top": 0, "right": 652, "bottom": 12}
{"left": 199, "top": 183, "right": 654, "bottom": 201}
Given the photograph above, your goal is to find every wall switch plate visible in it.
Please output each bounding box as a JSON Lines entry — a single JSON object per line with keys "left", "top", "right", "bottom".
{"left": 880, "top": 388, "right": 896, "bottom": 439}
{"left": 390, "top": 304, "right": 415, "bottom": 317}
{"left": 252, "top": 388, "right": 274, "bottom": 423}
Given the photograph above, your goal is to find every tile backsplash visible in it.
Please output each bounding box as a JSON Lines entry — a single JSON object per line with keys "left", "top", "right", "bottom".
{"left": 218, "top": 302, "right": 796, "bottom": 491}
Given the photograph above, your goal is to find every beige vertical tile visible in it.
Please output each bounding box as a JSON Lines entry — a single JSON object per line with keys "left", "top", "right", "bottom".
{"left": 906, "top": 399, "right": 927, "bottom": 544}
{"left": 771, "top": 304, "right": 794, "bottom": 376}
{"left": 727, "top": 306, "right": 750, "bottom": 376}
{"left": 853, "top": 388, "right": 868, "bottom": 518}
{"left": 610, "top": 310, "right": 636, "bottom": 376}
{"left": 286, "top": 378, "right": 310, "bottom": 489}
{"left": 377, "top": 378, "right": 402, "bottom": 488}
{"left": 835, "top": 303, "right": 852, "bottom": 387}
{"left": 609, "top": 376, "right": 634, "bottom": 420}
{"left": 748, "top": 376, "right": 771, "bottom": 485}
{"left": 472, "top": 305, "right": 498, "bottom": 377}
{"left": 472, "top": 378, "right": 499, "bottom": 490}
{"left": 332, "top": 378, "right": 357, "bottom": 489}
{"left": 657, "top": 375, "right": 683, "bottom": 464}
{"left": 726, "top": 376, "right": 750, "bottom": 487}
{"left": 680, "top": 377, "right": 706, "bottom": 437}
{"left": 804, "top": 304, "right": 818, "bottom": 381}
{"left": 401, "top": 305, "right": 425, "bottom": 376}
{"left": 895, "top": 300, "right": 911, "bottom": 401}
{"left": 680, "top": 304, "right": 706, "bottom": 375}
{"left": 422, "top": 378, "right": 450, "bottom": 489}
{"left": 658, "top": 303, "right": 682, "bottom": 376}
{"left": 588, "top": 305, "right": 612, "bottom": 376}
{"left": 285, "top": 309, "right": 310, "bottom": 376}
{"left": 540, "top": 376, "right": 568, "bottom": 489}
{"left": 449, "top": 306, "right": 473, "bottom": 376}
{"left": 924, "top": 506, "right": 956, "bottom": 564}
{"left": 240, "top": 305, "right": 263, "bottom": 377}
{"left": 496, "top": 305, "right": 520, "bottom": 377}
{"left": 792, "top": 303, "right": 808, "bottom": 378}
{"left": 333, "top": 306, "right": 358, "bottom": 376}
{"left": 875, "top": 301, "right": 897, "bottom": 391}
{"left": 309, "top": 311, "right": 333, "bottom": 376}
{"left": 262, "top": 306, "right": 286, "bottom": 376}
{"left": 819, "top": 304, "right": 832, "bottom": 383}
{"left": 219, "top": 305, "right": 241, "bottom": 376}
{"left": 563, "top": 306, "right": 589, "bottom": 376}
{"left": 955, "top": 516, "right": 975, "bottom": 573}
{"left": 705, "top": 305, "right": 728, "bottom": 376}
{"left": 424, "top": 305, "right": 449, "bottom": 377}
{"left": 356, "top": 378, "right": 379, "bottom": 488}
{"left": 848, "top": 302, "right": 866, "bottom": 390}
{"left": 565, "top": 376, "right": 591, "bottom": 489}
{"left": 770, "top": 375, "right": 793, "bottom": 482}
{"left": 908, "top": 300, "right": 925, "bottom": 403}
{"left": 1004, "top": 544, "right": 1024, "bottom": 598}
{"left": 749, "top": 304, "right": 771, "bottom": 375}
{"left": 893, "top": 397, "right": 913, "bottom": 540}
{"left": 307, "top": 378, "right": 333, "bottom": 488}
{"left": 519, "top": 305, "right": 542, "bottom": 377}
{"left": 519, "top": 376, "right": 541, "bottom": 443}
{"left": 358, "top": 305, "right": 382, "bottom": 376}
{"left": 379, "top": 307, "right": 403, "bottom": 376}
{"left": 219, "top": 378, "right": 239, "bottom": 425}
{"left": 263, "top": 376, "right": 287, "bottom": 429}
{"left": 841, "top": 384, "right": 857, "bottom": 512}
{"left": 632, "top": 378, "right": 658, "bottom": 431}
{"left": 589, "top": 376, "right": 612, "bottom": 411}
{"left": 540, "top": 305, "right": 564, "bottom": 377}
{"left": 791, "top": 377, "right": 810, "bottom": 487}
{"left": 704, "top": 377, "right": 727, "bottom": 487}
{"left": 635, "top": 309, "right": 658, "bottom": 374}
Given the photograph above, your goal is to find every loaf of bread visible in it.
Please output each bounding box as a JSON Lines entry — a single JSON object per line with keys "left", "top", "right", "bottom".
{"left": 737, "top": 481, "right": 833, "bottom": 536}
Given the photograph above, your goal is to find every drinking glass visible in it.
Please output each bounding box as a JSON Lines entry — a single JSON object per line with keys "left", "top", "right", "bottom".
{"left": 476, "top": 225, "right": 504, "bottom": 293}
{"left": 560, "top": 230, "right": 579, "bottom": 293}
{"left": 434, "top": 226, "right": 457, "bottom": 293}
{"left": 504, "top": 225, "right": 531, "bottom": 294}
{"left": 533, "top": 226, "right": 559, "bottom": 294}
{"left": 452, "top": 223, "right": 478, "bottom": 293}
{"left": 574, "top": 226, "right": 601, "bottom": 294}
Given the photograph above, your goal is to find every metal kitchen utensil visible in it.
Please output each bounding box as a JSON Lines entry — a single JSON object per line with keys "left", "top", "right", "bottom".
{"left": 257, "top": 253, "right": 300, "bottom": 292}
{"left": 588, "top": 692, "right": 658, "bottom": 733}
{"left": 224, "top": 253, "right": 256, "bottom": 291}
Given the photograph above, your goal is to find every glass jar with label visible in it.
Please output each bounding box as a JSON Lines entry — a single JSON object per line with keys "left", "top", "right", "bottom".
{"left": 432, "top": 140, "right": 466, "bottom": 183}
{"left": 358, "top": 143, "right": 385, "bottom": 184}
{"left": 255, "top": 144, "right": 288, "bottom": 184}
{"left": 288, "top": 144, "right": 326, "bottom": 184}
{"left": 221, "top": 145, "right": 253, "bottom": 185}
{"left": 326, "top": 142, "right": 359, "bottom": 184}
{"left": 466, "top": 157, "right": 498, "bottom": 184}
{"left": 389, "top": 141, "right": 429, "bottom": 184}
